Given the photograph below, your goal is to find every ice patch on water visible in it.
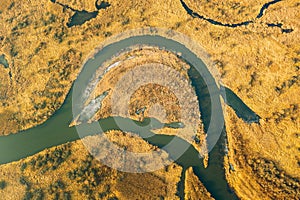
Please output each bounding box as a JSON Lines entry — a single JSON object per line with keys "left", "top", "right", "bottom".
{"left": 76, "top": 90, "right": 109, "bottom": 124}
{"left": 81, "top": 60, "right": 122, "bottom": 103}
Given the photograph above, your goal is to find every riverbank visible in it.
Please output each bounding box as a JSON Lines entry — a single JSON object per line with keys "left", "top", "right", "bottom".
{"left": 0, "top": 130, "right": 183, "bottom": 199}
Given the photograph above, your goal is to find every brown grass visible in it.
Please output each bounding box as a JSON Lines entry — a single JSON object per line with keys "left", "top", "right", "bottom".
{"left": 0, "top": 0, "right": 299, "bottom": 198}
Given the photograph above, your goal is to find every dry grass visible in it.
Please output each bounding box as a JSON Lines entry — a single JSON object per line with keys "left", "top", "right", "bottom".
{"left": 0, "top": 0, "right": 299, "bottom": 198}
{"left": 185, "top": 167, "right": 214, "bottom": 200}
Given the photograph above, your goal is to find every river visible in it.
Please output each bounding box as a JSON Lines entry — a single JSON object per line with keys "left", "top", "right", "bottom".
{"left": 0, "top": 34, "right": 261, "bottom": 199}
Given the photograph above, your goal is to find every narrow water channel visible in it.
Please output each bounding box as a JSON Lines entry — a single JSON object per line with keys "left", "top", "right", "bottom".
{"left": 179, "top": 0, "right": 283, "bottom": 28}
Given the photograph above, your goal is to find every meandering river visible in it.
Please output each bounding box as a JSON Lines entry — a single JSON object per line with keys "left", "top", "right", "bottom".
{"left": 0, "top": 35, "right": 261, "bottom": 199}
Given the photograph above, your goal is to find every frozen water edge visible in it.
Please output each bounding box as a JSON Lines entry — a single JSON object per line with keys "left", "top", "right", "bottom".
{"left": 72, "top": 90, "right": 109, "bottom": 126}
{"left": 81, "top": 57, "right": 135, "bottom": 103}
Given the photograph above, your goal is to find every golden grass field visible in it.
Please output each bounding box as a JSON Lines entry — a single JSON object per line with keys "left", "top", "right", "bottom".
{"left": 0, "top": 0, "right": 299, "bottom": 199}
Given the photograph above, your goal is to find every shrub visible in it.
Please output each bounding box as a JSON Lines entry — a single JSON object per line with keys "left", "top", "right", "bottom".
{"left": 63, "top": 191, "right": 71, "bottom": 200}
{"left": 24, "top": 191, "right": 33, "bottom": 200}
{"left": 54, "top": 180, "right": 65, "bottom": 189}
{"left": 8, "top": 2, "right": 15, "bottom": 10}
{"left": 108, "top": 197, "right": 119, "bottom": 200}
{"left": 19, "top": 176, "right": 31, "bottom": 190}
{"left": 34, "top": 189, "right": 44, "bottom": 200}
{"left": 0, "top": 180, "right": 7, "bottom": 189}
{"left": 21, "top": 162, "right": 28, "bottom": 171}
{"left": 104, "top": 32, "right": 112, "bottom": 37}
{"left": 122, "top": 18, "right": 130, "bottom": 25}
